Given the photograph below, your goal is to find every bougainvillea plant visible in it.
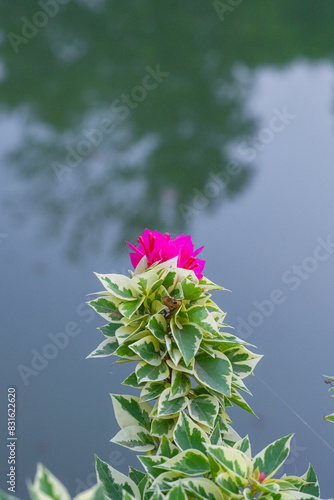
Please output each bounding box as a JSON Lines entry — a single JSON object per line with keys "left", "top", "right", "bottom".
{"left": 2, "top": 230, "right": 332, "bottom": 500}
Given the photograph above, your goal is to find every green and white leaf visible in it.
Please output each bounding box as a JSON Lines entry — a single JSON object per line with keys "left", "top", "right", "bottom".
{"left": 215, "top": 472, "right": 242, "bottom": 498}
{"left": 138, "top": 456, "right": 168, "bottom": 478}
{"left": 194, "top": 352, "right": 232, "bottom": 397}
{"left": 119, "top": 297, "right": 145, "bottom": 319}
{"left": 234, "top": 436, "right": 252, "bottom": 458}
{"left": 110, "top": 394, "right": 151, "bottom": 431}
{"left": 87, "top": 297, "right": 123, "bottom": 322}
{"left": 148, "top": 314, "right": 167, "bottom": 342}
{"left": 121, "top": 372, "right": 143, "bottom": 389}
{"left": 166, "top": 484, "right": 186, "bottom": 500}
{"left": 171, "top": 320, "right": 203, "bottom": 366}
{"left": 300, "top": 464, "right": 320, "bottom": 497}
{"left": 188, "top": 394, "right": 219, "bottom": 428}
{"left": 252, "top": 434, "right": 293, "bottom": 479}
{"left": 157, "top": 436, "right": 179, "bottom": 458}
{"left": 28, "top": 463, "right": 71, "bottom": 500}
{"left": 206, "top": 445, "right": 252, "bottom": 485}
{"left": 224, "top": 346, "right": 262, "bottom": 379}
{"left": 230, "top": 389, "right": 256, "bottom": 416}
{"left": 73, "top": 485, "right": 106, "bottom": 500}
{"left": 136, "top": 361, "right": 169, "bottom": 384}
{"left": 110, "top": 424, "right": 155, "bottom": 452}
{"left": 157, "top": 388, "right": 188, "bottom": 417}
{"left": 95, "top": 274, "right": 138, "bottom": 301}
{"left": 154, "top": 450, "right": 210, "bottom": 476}
{"left": 86, "top": 337, "right": 119, "bottom": 358}
{"left": 99, "top": 322, "right": 124, "bottom": 338}
{"left": 173, "top": 412, "right": 210, "bottom": 453}
{"left": 140, "top": 381, "right": 169, "bottom": 402}
{"left": 95, "top": 456, "right": 139, "bottom": 500}
{"left": 130, "top": 335, "right": 161, "bottom": 366}
{"left": 198, "top": 276, "right": 224, "bottom": 291}
{"left": 186, "top": 306, "right": 219, "bottom": 336}
{"left": 151, "top": 418, "right": 176, "bottom": 440}
{"left": 170, "top": 371, "right": 191, "bottom": 400}
{"left": 165, "top": 337, "right": 182, "bottom": 366}
{"left": 166, "top": 358, "right": 194, "bottom": 375}
{"left": 181, "top": 478, "right": 225, "bottom": 500}
{"left": 128, "top": 467, "right": 146, "bottom": 487}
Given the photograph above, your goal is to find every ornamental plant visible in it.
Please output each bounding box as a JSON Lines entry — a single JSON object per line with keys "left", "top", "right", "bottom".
{"left": 2, "top": 231, "right": 331, "bottom": 500}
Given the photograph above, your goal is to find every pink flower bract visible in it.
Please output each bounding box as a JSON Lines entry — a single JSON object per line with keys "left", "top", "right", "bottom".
{"left": 127, "top": 229, "right": 206, "bottom": 279}
{"left": 259, "top": 472, "right": 265, "bottom": 483}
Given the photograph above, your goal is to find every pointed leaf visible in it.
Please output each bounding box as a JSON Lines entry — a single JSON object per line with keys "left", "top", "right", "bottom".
{"left": 130, "top": 335, "right": 161, "bottom": 366}
{"left": 111, "top": 424, "right": 155, "bottom": 452}
{"left": 154, "top": 450, "right": 210, "bottom": 476}
{"left": 181, "top": 478, "right": 225, "bottom": 500}
{"left": 252, "top": 434, "right": 293, "bottom": 479}
{"left": 95, "top": 456, "right": 139, "bottom": 500}
{"left": 136, "top": 361, "right": 169, "bottom": 384}
{"left": 73, "top": 485, "right": 106, "bottom": 500}
{"left": 188, "top": 394, "right": 219, "bottom": 428}
{"left": 170, "top": 372, "right": 191, "bottom": 400}
{"left": 148, "top": 314, "right": 167, "bottom": 341}
{"left": 157, "top": 388, "right": 188, "bottom": 417}
{"left": 194, "top": 352, "right": 232, "bottom": 396}
{"left": 140, "top": 381, "right": 169, "bottom": 402}
{"left": 29, "top": 464, "right": 71, "bottom": 500}
{"left": 151, "top": 418, "right": 176, "bottom": 440}
{"left": 166, "top": 484, "right": 186, "bottom": 500}
{"left": 171, "top": 321, "right": 203, "bottom": 366}
{"left": 173, "top": 412, "right": 210, "bottom": 453}
{"left": 86, "top": 338, "right": 119, "bottom": 358}
{"left": 110, "top": 394, "right": 151, "bottom": 430}
{"left": 95, "top": 274, "right": 138, "bottom": 301}
{"left": 206, "top": 445, "right": 253, "bottom": 484}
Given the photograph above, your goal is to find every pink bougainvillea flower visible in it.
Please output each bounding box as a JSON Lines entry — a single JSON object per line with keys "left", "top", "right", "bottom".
{"left": 126, "top": 229, "right": 205, "bottom": 279}
{"left": 259, "top": 472, "right": 265, "bottom": 483}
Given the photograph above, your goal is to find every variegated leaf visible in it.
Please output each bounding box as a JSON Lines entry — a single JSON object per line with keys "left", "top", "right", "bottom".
{"left": 95, "top": 456, "right": 139, "bottom": 500}
{"left": 180, "top": 478, "right": 225, "bottom": 500}
{"left": 28, "top": 463, "right": 71, "bottom": 500}
{"left": 171, "top": 320, "right": 203, "bottom": 366}
{"left": 148, "top": 314, "right": 167, "bottom": 341}
{"left": 186, "top": 305, "right": 218, "bottom": 336}
{"left": 173, "top": 412, "right": 210, "bottom": 453}
{"left": 130, "top": 335, "right": 161, "bottom": 366}
{"left": 73, "top": 484, "right": 106, "bottom": 500}
{"left": 157, "top": 436, "right": 179, "bottom": 458}
{"left": 154, "top": 450, "right": 210, "bottom": 476}
{"left": 140, "top": 381, "right": 169, "bottom": 402}
{"left": 119, "top": 297, "right": 145, "bottom": 319}
{"left": 157, "top": 388, "right": 188, "bottom": 417}
{"left": 194, "top": 352, "right": 232, "bottom": 397}
{"left": 206, "top": 445, "right": 252, "bottom": 485}
{"left": 188, "top": 394, "right": 219, "bottom": 428}
{"left": 88, "top": 297, "right": 123, "bottom": 322}
{"left": 136, "top": 361, "right": 170, "bottom": 384}
{"left": 110, "top": 394, "right": 151, "bottom": 431}
{"left": 110, "top": 424, "right": 155, "bottom": 452}
{"left": 86, "top": 338, "right": 118, "bottom": 358}
{"left": 252, "top": 434, "right": 293, "bottom": 479}
{"left": 166, "top": 484, "right": 186, "bottom": 500}
{"left": 224, "top": 346, "right": 262, "bottom": 379}
{"left": 170, "top": 371, "right": 191, "bottom": 400}
{"left": 95, "top": 273, "right": 138, "bottom": 301}
{"left": 151, "top": 418, "right": 176, "bottom": 440}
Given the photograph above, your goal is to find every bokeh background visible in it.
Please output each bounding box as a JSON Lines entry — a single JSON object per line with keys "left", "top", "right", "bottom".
{"left": 1, "top": 1, "right": 334, "bottom": 497}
